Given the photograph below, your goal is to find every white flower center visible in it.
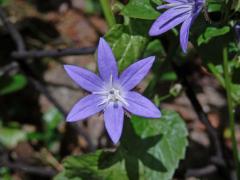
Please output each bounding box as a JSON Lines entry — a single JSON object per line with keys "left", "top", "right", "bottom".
{"left": 108, "top": 88, "right": 121, "bottom": 102}
{"left": 93, "top": 75, "right": 128, "bottom": 107}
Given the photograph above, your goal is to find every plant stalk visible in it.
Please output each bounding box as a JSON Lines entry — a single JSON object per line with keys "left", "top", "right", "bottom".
{"left": 223, "top": 47, "right": 240, "bottom": 179}
{"left": 100, "top": 0, "right": 116, "bottom": 28}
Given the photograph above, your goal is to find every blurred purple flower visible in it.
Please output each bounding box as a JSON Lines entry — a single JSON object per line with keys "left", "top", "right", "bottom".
{"left": 149, "top": 0, "right": 205, "bottom": 53}
{"left": 235, "top": 23, "right": 240, "bottom": 42}
{"left": 64, "top": 38, "right": 161, "bottom": 144}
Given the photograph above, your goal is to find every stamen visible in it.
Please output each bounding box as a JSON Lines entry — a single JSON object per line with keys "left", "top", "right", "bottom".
{"left": 92, "top": 91, "right": 108, "bottom": 95}
{"left": 97, "top": 99, "right": 108, "bottom": 107}
{"left": 94, "top": 74, "right": 128, "bottom": 107}
{"left": 116, "top": 94, "right": 129, "bottom": 106}
{"left": 110, "top": 74, "right": 113, "bottom": 87}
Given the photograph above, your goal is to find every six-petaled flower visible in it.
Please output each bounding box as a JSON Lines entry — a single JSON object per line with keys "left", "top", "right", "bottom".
{"left": 64, "top": 38, "right": 161, "bottom": 144}
{"left": 149, "top": 0, "right": 205, "bottom": 53}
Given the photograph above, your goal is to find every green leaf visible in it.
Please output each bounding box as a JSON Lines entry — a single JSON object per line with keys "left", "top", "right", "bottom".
{"left": 207, "top": 3, "right": 221, "bottom": 12}
{"left": 143, "top": 39, "right": 166, "bottom": 57}
{"left": 208, "top": 63, "right": 225, "bottom": 85}
{"left": 197, "top": 26, "right": 230, "bottom": 46}
{"left": 43, "top": 108, "right": 63, "bottom": 131}
{"left": 121, "top": 0, "right": 160, "bottom": 20}
{"left": 0, "top": 74, "right": 27, "bottom": 95}
{"left": 105, "top": 24, "right": 148, "bottom": 71}
{"left": 0, "top": 0, "right": 10, "bottom": 5}
{"left": 27, "top": 109, "right": 63, "bottom": 145}
{"left": 43, "top": 108, "right": 63, "bottom": 150}
{"left": 151, "top": 0, "right": 163, "bottom": 4}
{"left": 0, "top": 126, "right": 27, "bottom": 148}
{"left": 191, "top": 18, "right": 234, "bottom": 65}
{"left": 0, "top": 167, "right": 11, "bottom": 180}
{"left": 54, "top": 110, "right": 188, "bottom": 180}
{"left": 56, "top": 150, "right": 127, "bottom": 180}
{"left": 84, "top": 0, "right": 101, "bottom": 14}
{"left": 120, "top": 110, "right": 188, "bottom": 180}
{"left": 159, "top": 71, "right": 177, "bottom": 81}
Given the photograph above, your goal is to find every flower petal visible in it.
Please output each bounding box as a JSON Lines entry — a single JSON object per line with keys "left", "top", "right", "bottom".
{"left": 149, "top": 5, "right": 192, "bottom": 36}
{"left": 97, "top": 38, "right": 118, "bottom": 81}
{"left": 119, "top": 56, "right": 155, "bottom": 90}
{"left": 124, "top": 92, "right": 161, "bottom": 118}
{"left": 163, "top": 0, "right": 189, "bottom": 3}
{"left": 104, "top": 103, "right": 124, "bottom": 144}
{"left": 180, "top": 17, "right": 193, "bottom": 53}
{"left": 67, "top": 94, "right": 104, "bottom": 122}
{"left": 157, "top": 3, "right": 183, "bottom": 10}
{"left": 64, "top": 65, "right": 103, "bottom": 92}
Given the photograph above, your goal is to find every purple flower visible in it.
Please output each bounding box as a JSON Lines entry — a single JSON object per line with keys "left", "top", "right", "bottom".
{"left": 235, "top": 23, "right": 240, "bottom": 42}
{"left": 64, "top": 38, "right": 161, "bottom": 144}
{"left": 149, "top": 0, "right": 205, "bottom": 53}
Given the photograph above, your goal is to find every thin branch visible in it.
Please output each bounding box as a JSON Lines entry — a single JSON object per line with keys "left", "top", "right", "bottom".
{"left": 0, "top": 161, "right": 57, "bottom": 177}
{"left": 186, "top": 165, "right": 217, "bottom": 177}
{"left": 0, "top": 150, "right": 57, "bottom": 177}
{"left": 0, "top": 62, "right": 18, "bottom": 76}
{"left": 0, "top": 6, "right": 95, "bottom": 60}
{"left": 11, "top": 47, "right": 96, "bottom": 59}
{"left": 29, "top": 76, "right": 67, "bottom": 116}
{"left": 45, "top": 81, "right": 80, "bottom": 90}
{"left": 0, "top": 7, "right": 25, "bottom": 51}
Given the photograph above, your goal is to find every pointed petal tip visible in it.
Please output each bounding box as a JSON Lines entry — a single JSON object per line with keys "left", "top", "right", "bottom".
{"left": 182, "top": 49, "right": 187, "bottom": 54}
{"left": 181, "top": 44, "right": 188, "bottom": 54}
{"left": 140, "top": 56, "right": 156, "bottom": 67}
{"left": 66, "top": 115, "right": 75, "bottom": 122}
{"left": 156, "top": 110, "right": 162, "bottom": 118}
{"left": 98, "top": 37, "right": 107, "bottom": 49}
{"left": 99, "top": 37, "right": 107, "bottom": 45}
{"left": 149, "top": 28, "right": 159, "bottom": 37}
{"left": 63, "top": 65, "right": 72, "bottom": 76}
{"left": 63, "top": 64, "right": 70, "bottom": 70}
{"left": 148, "top": 56, "right": 156, "bottom": 63}
{"left": 66, "top": 111, "right": 80, "bottom": 122}
{"left": 63, "top": 64, "right": 74, "bottom": 72}
{"left": 108, "top": 127, "right": 121, "bottom": 144}
{"left": 180, "top": 39, "right": 188, "bottom": 54}
{"left": 149, "top": 109, "right": 162, "bottom": 119}
{"left": 111, "top": 137, "right": 120, "bottom": 144}
{"left": 138, "top": 56, "right": 155, "bottom": 65}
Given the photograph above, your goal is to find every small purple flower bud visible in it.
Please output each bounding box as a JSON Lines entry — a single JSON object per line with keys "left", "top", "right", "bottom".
{"left": 235, "top": 23, "right": 240, "bottom": 43}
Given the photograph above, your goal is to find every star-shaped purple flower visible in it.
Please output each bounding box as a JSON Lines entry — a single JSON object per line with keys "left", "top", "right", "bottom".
{"left": 149, "top": 0, "right": 205, "bottom": 53}
{"left": 64, "top": 38, "right": 161, "bottom": 144}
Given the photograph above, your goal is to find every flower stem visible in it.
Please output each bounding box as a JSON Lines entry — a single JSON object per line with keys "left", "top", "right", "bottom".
{"left": 223, "top": 47, "right": 240, "bottom": 178}
{"left": 100, "top": 0, "right": 116, "bottom": 28}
